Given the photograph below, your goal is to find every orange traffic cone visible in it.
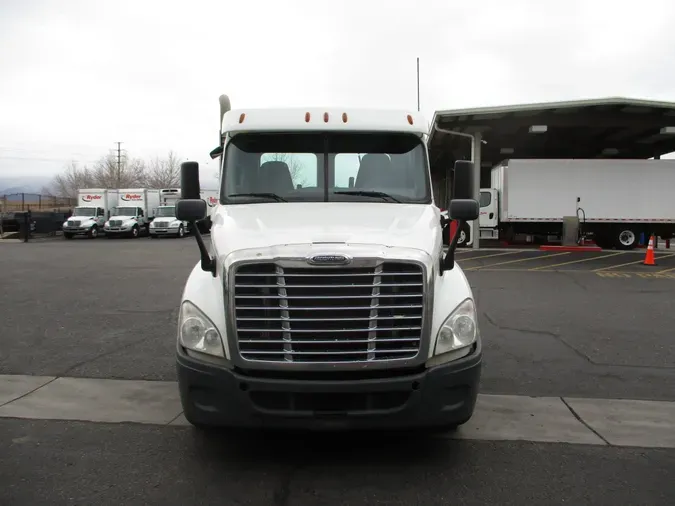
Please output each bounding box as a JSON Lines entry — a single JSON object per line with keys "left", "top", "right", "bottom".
{"left": 644, "top": 235, "right": 656, "bottom": 266}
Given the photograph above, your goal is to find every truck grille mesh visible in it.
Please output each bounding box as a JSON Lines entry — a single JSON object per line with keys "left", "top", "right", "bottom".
{"left": 109, "top": 220, "right": 123, "bottom": 227}
{"left": 232, "top": 261, "right": 424, "bottom": 363}
{"left": 67, "top": 220, "right": 81, "bottom": 226}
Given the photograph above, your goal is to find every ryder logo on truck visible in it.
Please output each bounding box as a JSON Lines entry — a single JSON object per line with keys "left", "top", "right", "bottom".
{"left": 121, "top": 194, "right": 142, "bottom": 201}
{"left": 81, "top": 194, "right": 102, "bottom": 202}
{"left": 206, "top": 197, "right": 218, "bottom": 207}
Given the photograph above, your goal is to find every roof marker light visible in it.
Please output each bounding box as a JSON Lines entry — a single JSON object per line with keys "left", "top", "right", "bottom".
{"left": 407, "top": 114, "right": 414, "bottom": 125}
{"left": 305, "top": 112, "right": 311, "bottom": 122}
{"left": 342, "top": 112, "right": 348, "bottom": 123}
{"left": 324, "top": 112, "right": 329, "bottom": 123}
{"left": 238, "top": 113, "right": 246, "bottom": 124}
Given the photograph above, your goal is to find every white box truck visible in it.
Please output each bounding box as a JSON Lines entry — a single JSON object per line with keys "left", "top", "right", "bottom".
{"left": 63, "top": 189, "right": 119, "bottom": 239}
{"left": 170, "top": 94, "right": 482, "bottom": 432}
{"left": 149, "top": 188, "right": 190, "bottom": 238}
{"left": 474, "top": 159, "right": 675, "bottom": 250}
{"left": 104, "top": 188, "right": 160, "bottom": 238}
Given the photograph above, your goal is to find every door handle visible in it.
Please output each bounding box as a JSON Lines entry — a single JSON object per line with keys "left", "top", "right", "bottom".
{"left": 489, "top": 213, "right": 494, "bottom": 219}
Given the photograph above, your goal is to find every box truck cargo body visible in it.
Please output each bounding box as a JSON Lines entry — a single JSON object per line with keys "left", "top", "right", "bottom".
{"left": 63, "top": 189, "right": 119, "bottom": 239}
{"left": 104, "top": 188, "right": 160, "bottom": 238}
{"left": 478, "top": 159, "right": 675, "bottom": 249}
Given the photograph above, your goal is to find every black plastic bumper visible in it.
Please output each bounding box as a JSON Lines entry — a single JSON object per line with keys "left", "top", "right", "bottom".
{"left": 177, "top": 343, "right": 482, "bottom": 431}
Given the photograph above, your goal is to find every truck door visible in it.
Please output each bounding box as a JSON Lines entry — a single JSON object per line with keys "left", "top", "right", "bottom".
{"left": 479, "top": 189, "right": 498, "bottom": 228}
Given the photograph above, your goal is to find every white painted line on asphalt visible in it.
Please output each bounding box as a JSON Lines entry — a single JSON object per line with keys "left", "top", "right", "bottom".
{"left": 1, "top": 375, "right": 675, "bottom": 448}
{"left": 0, "top": 376, "right": 182, "bottom": 425}
{"left": 0, "top": 375, "right": 56, "bottom": 406}
{"left": 449, "top": 394, "right": 606, "bottom": 445}
{"left": 564, "top": 398, "right": 675, "bottom": 448}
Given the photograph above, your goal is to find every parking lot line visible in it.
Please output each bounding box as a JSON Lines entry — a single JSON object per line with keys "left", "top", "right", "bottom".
{"left": 529, "top": 251, "right": 625, "bottom": 271}
{"left": 657, "top": 265, "right": 675, "bottom": 274}
{"left": 593, "top": 252, "right": 675, "bottom": 272}
{"left": 457, "top": 251, "right": 522, "bottom": 261}
{"left": 464, "top": 251, "right": 570, "bottom": 271}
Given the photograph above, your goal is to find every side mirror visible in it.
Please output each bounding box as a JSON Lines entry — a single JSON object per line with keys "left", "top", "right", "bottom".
{"left": 449, "top": 199, "right": 479, "bottom": 221}
{"left": 452, "top": 160, "right": 475, "bottom": 200}
{"left": 209, "top": 146, "right": 223, "bottom": 160}
{"left": 181, "top": 161, "right": 201, "bottom": 200}
{"left": 176, "top": 199, "right": 207, "bottom": 222}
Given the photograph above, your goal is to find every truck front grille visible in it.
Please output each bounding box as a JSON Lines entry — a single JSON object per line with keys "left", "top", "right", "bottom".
{"left": 232, "top": 261, "right": 425, "bottom": 364}
{"left": 155, "top": 221, "right": 169, "bottom": 227}
{"left": 67, "top": 220, "right": 81, "bottom": 226}
{"left": 109, "top": 220, "right": 123, "bottom": 227}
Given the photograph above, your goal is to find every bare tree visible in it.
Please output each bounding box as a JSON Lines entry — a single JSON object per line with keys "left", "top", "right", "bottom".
{"left": 145, "top": 151, "right": 181, "bottom": 188}
{"left": 92, "top": 151, "right": 146, "bottom": 188}
{"left": 44, "top": 161, "right": 96, "bottom": 198}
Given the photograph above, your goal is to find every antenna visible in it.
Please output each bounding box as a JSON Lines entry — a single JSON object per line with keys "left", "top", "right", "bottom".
{"left": 416, "top": 57, "right": 420, "bottom": 112}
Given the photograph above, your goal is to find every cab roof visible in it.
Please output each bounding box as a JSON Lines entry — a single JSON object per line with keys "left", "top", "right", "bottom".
{"left": 221, "top": 108, "right": 428, "bottom": 136}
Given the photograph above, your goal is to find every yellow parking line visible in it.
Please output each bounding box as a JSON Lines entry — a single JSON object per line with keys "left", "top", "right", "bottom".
{"left": 592, "top": 252, "right": 675, "bottom": 272}
{"left": 529, "top": 251, "right": 625, "bottom": 271}
{"left": 457, "top": 251, "right": 522, "bottom": 261}
{"left": 657, "top": 265, "right": 675, "bottom": 274}
{"left": 464, "top": 252, "right": 569, "bottom": 271}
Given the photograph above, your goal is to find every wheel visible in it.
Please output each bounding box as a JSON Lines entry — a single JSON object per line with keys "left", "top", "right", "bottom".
{"left": 614, "top": 227, "right": 638, "bottom": 250}
{"left": 88, "top": 226, "right": 99, "bottom": 239}
{"left": 63, "top": 233, "right": 74, "bottom": 240}
{"left": 130, "top": 226, "right": 140, "bottom": 239}
{"left": 177, "top": 225, "right": 185, "bottom": 238}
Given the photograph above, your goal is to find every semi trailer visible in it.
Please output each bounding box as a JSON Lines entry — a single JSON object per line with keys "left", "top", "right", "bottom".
{"left": 465, "top": 159, "right": 675, "bottom": 250}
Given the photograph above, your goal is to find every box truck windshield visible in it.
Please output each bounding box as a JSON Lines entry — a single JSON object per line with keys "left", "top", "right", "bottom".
{"left": 156, "top": 206, "right": 176, "bottom": 217}
{"left": 72, "top": 207, "right": 97, "bottom": 216}
{"left": 222, "top": 132, "right": 431, "bottom": 205}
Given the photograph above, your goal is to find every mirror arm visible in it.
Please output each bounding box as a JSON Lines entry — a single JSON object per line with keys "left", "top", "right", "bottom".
{"left": 191, "top": 222, "right": 216, "bottom": 276}
{"left": 442, "top": 218, "right": 466, "bottom": 273}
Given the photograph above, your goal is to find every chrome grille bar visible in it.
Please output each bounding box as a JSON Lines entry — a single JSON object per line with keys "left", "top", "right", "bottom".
{"left": 232, "top": 261, "right": 425, "bottom": 364}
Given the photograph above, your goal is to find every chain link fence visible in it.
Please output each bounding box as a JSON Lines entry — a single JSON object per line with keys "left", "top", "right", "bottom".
{"left": 1, "top": 193, "right": 75, "bottom": 239}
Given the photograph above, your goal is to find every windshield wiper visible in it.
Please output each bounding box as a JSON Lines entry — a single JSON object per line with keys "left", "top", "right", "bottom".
{"left": 333, "top": 190, "right": 401, "bottom": 203}
{"left": 228, "top": 193, "right": 287, "bottom": 202}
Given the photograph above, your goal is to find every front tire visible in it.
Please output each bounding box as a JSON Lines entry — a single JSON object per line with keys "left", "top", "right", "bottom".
{"left": 130, "top": 225, "right": 139, "bottom": 239}
{"left": 88, "top": 226, "right": 99, "bottom": 239}
{"left": 177, "top": 225, "right": 185, "bottom": 238}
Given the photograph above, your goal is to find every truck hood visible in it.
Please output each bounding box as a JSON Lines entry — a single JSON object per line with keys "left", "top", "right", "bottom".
{"left": 107, "top": 216, "right": 136, "bottom": 222}
{"left": 211, "top": 202, "right": 443, "bottom": 258}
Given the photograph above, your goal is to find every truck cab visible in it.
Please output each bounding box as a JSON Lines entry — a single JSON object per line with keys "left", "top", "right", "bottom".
{"left": 104, "top": 205, "right": 146, "bottom": 238}
{"left": 149, "top": 204, "right": 189, "bottom": 238}
{"left": 173, "top": 96, "right": 481, "bottom": 432}
{"left": 478, "top": 188, "right": 499, "bottom": 239}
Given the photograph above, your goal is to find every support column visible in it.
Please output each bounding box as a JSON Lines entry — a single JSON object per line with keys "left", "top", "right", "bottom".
{"left": 471, "top": 133, "right": 482, "bottom": 249}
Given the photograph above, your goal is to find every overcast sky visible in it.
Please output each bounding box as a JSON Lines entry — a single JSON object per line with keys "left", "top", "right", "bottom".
{"left": 2, "top": 0, "right": 675, "bottom": 183}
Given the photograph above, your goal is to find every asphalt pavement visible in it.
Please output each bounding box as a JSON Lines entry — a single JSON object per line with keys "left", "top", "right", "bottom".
{"left": 1, "top": 238, "right": 675, "bottom": 505}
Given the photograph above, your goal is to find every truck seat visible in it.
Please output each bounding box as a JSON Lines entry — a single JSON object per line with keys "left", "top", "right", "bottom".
{"left": 355, "top": 154, "right": 392, "bottom": 189}
{"left": 257, "top": 161, "right": 294, "bottom": 194}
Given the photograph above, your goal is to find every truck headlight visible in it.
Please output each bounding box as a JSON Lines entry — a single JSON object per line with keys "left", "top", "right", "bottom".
{"left": 178, "top": 300, "right": 224, "bottom": 357}
{"left": 434, "top": 298, "right": 477, "bottom": 356}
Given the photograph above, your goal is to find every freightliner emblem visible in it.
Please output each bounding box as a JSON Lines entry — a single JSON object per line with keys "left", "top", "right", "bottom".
{"left": 307, "top": 254, "right": 352, "bottom": 266}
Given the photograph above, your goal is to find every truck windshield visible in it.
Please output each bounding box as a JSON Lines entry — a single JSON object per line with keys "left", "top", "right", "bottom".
{"left": 156, "top": 207, "right": 176, "bottom": 217}
{"left": 221, "top": 132, "right": 431, "bottom": 204}
{"left": 72, "top": 207, "right": 96, "bottom": 216}
{"left": 115, "top": 207, "right": 137, "bottom": 216}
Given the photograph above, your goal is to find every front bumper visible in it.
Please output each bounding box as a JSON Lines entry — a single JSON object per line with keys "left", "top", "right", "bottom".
{"left": 176, "top": 342, "right": 482, "bottom": 431}
{"left": 150, "top": 228, "right": 180, "bottom": 236}
{"left": 62, "top": 226, "right": 90, "bottom": 235}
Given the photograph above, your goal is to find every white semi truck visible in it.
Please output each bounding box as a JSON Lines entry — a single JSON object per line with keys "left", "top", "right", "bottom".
{"left": 150, "top": 188, "right": 190, "bottom": 238}
{"left": 171, "top": 94, "right": 482, "bottom": 432}
{"left": 63, "top": 189, "right": 119, "bottom": 239}
{"left": 104, "top": 188, "right": 160, "bottom": 238}
{"left": 460, "top": 159, "right": 675, "bottom": 250}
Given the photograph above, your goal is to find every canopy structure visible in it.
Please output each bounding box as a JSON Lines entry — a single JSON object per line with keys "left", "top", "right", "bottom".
{"left": 428, "top": 97, "right": 675, "bottom": 247}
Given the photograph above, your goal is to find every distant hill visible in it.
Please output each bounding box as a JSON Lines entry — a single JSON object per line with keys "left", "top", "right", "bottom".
{"left": 0, "top": 176, "right": 52, "bottom": 196}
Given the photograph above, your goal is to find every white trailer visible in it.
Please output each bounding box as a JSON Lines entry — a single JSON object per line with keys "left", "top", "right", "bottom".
{"left": 104, "top": 188, "right": 160, "bottom": 238}
{"left": 63, "top": 188, "right": 119, "bottom": 239}
{"left": 476, "top": 159, "right": 675, "bottom": 249}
